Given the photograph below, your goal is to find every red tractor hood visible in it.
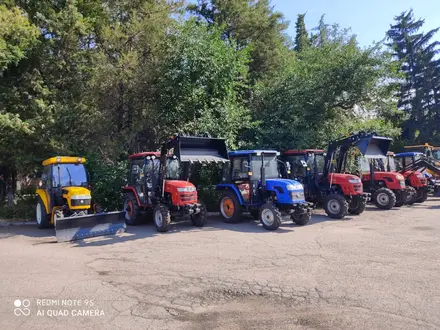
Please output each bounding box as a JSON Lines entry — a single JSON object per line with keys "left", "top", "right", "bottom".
{"left": 164, "top": 180, "right": 198, "bottom": 206}
{"left": 326, "top": 173, "right": 364, "bottom": 195}
{"left": 327, "top": 173, "right": 361, "bottom": 182}
{"left": 164, "top": 180, "right": 195, "bottom": 189}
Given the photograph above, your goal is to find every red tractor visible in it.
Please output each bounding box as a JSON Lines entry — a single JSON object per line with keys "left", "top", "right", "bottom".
{"left": 123, "top": 135, "right": 229, "bottom": 232}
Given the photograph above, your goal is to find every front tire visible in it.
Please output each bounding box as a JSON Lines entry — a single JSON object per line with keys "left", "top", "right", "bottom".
{"left": 348, "top": 195, "right": 366, "bottom": 215}
{"left": 154, "top": 204, "right": 171, "bottom": 232}
{"left": 291, "top": 208, "right": 311, "bottom": 226}
{"left": 323, "top": 194, "right": 348, "bottom": 219}
{"left": 219, "top": 191, "right": 242, "bottom": 223}
{"left": 406, "top": 186, "right": 416, "bottom": 205}
{"left": 415, "top": 189, "right": 428, "bottom": 203}
{"left": 372, "top": 188, "right": 396, "bottom": 210}
{"left": 36, "top": 197, "right": 50, "bottom": 229}
{"left": 191, "top": 201, "right": 206, "bottom": 227}
{"left": 124, "top": 193, "right": 140, "bottom": 226}
{"left": 259, "top": 202, "right": 282, "bottom": 230}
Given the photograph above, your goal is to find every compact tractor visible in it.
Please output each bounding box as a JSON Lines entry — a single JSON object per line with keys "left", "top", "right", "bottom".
{"left": 35, "top": 156, "right": 126, "bottom": 242}
{"left": 394, "top": 151, "right": 439, "bottom": 199}
{"left": 216, "top": 150, "right": 313, "bottom": 230}
{"left": 281, "top": 148, "right": 368, "bottom": 219}
{"left": 123, "top": 135, "right": 229, "bottom": 232}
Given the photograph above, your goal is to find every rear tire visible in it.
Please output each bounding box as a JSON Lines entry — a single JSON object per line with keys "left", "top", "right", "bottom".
{"left": 415, "top": 189, "right": 428, "bottom": 203}
{"left": 372, "top": 188, "right": 396, "bottom": 210}
{"left": 291, "top": 208, "right": 311, "bottom": 226}
{"left": 323, "top": 194, "right": 348, "bottom": 219}
{"left": 124, "top": 193, "right": 140, "bottom": 226}
{"left": 394, "top": 190, "right": 405, "bottom": 207}
{"left": 191, "top": 201, "right": 206, "bottom": 227}
{"left": 36, "top": 197, "right": 50, "bottom": 229}
{"left": 348, "top": 195, "right": 366, "bottom": 215}
{"left": 154, "top": 204, "right": 171, "bottom": 232}
{"left": 259, "top": 202, "right": 282, "bottom": 230}
{"left": 219, "top": 191, "right": 242, "bottom": 223}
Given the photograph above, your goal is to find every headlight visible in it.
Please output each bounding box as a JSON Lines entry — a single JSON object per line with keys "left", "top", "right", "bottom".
{"left": 290, "top": 191, "right": 305, "bottom": 200}
{"left": 70, "top": 195, "right": 91, "bottom": 200}
{"left": 349, "top": 179, "right": 361, "bottom": 184}
{"left": 399, "top": 180, "right": 405, "bottom": 187}
{"left": 286, "top": 184, "right": 303, "bottom": 190}
{"left": 396, "top": 174, "right": 404, "bottom": 180}
{"left": 177, "top": 186, "right": 196, "bottom": 192}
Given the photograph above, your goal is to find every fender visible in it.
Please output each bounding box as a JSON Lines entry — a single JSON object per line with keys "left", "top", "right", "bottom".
{"left": 36, "top": 188, "right": 50, "bottom": 214}
{"left": 216, "top": 184, "right": 244, "bottom": 205}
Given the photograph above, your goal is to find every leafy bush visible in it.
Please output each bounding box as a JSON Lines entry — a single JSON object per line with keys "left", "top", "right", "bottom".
{"left": 84, "top": 153, "right": 128, "bottom": 211}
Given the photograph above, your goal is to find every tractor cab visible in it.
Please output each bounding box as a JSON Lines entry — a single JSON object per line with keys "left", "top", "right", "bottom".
{"left": 216, "top": 150, "right": 312, "bottom": 230}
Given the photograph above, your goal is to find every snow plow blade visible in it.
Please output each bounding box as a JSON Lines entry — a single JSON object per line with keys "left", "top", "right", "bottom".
{"left": 55, "top": 211, "right": 126, "bottom": 243}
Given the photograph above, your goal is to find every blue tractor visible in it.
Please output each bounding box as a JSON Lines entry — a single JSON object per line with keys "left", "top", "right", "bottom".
{"left": 216, "top": 150, "right": 313, "bottom": 230}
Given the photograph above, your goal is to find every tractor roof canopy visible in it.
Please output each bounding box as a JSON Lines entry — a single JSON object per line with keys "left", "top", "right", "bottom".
{"left": 128, "top": 152, "right": 160, "bottom": 159}
{"left": 42, "top": 156, "right": 86, "bottom": 166}
{"left": 395, "top": 152, "right": 424, "bottom": 157}
{"left": 229, "top": 150, "right": 279, "bottom": 157}
{"left": 283, "top": 149, "right": 324, "bottom": 155}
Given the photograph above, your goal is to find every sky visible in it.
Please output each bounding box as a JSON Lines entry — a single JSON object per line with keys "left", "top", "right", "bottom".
{"left": 271, "top": 0, "right": 440, "bottom": 47}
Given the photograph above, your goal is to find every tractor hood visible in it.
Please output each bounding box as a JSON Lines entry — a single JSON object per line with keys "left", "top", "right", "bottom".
{"left": 266, "top": 179, "right": 304, "bottom": 192}
{"left": 164, "top": 180, "right": 196, "bottom": 191}
{"left": 61, "top": 186, "right": 92, "bottom": 198}
{"left": 61, "top": 186, "right": 92, "bottom": 210}
{"left": 328, "top": 173, "right": 361, "bottom": 183}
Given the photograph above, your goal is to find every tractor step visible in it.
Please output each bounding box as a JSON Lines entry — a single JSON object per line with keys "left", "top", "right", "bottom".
{"left": 55, "top": 211, "right": 126, "bottom": 243}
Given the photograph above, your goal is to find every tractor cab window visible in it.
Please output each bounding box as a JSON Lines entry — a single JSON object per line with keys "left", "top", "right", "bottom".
{"left": 433, "top": 150, "right": 440, "bottom": 161}
{"left": 130, "top": 159, "right": 144, "bottom": 185}
{"left": 231, "top": 157, "right": 249, "bottom": 181}
{"left": 395, "top": 157, "right": 403, "bottom": 171}
{"left": 165, "top": 157, "right": 180, "bottom": 180}
{"left": 314, "top": 154, "right": 325, "bottom": 174}
{"left": 386, "top": 157, "right": 396, "bottom": 172}
{"left": 53, "top": 163, "right": 88, "bottom": 187}
{"left": 251, "top": 154, "right": 279, "bottom": 179}
{"left": 143, "top": 158, "right": 160, "bottom": 186}
{"left": 358, "top": 156, "right": 371, "bottom": 174}
{"left": 41, "top": 165, "right": 52, "bottom": 188}
{"left": 286, "top": 155, "right": 307, "bottom": 177}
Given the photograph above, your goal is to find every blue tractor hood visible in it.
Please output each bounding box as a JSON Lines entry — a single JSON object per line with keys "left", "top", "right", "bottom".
{"left": 265, "top": 178, "right": 305, "bottom": 204}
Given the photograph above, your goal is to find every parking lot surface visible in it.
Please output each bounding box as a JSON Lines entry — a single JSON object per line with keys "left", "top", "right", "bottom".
{"left": 1, "top": 199, "right": 440, "bottom": 329}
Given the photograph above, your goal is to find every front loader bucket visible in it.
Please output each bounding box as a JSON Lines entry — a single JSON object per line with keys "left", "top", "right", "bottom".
{"left": 55, "top": 211, "right": 126, "bottom": 243}
{"left": 357, "top": 135, "right": 392, "bottom": 159}
{"left": 173, "top": 136, "right": 229, "bottom": 163}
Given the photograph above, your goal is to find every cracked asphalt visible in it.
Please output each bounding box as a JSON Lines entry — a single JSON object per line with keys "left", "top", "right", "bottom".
{"left": 1, "top": 198, "right": 440, "bottom": 329}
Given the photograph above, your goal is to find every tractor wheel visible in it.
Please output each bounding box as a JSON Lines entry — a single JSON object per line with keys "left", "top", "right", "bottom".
{"left": 291, "top": 208, "right": 311, "bottom": 226}
{"left": 124, "top": 193, "right": 140, "bottom": 226}
{"left": 323, "top": 194, "right": 348, "bottom": 219}
{"left": 36, "top": 197, "right": 50, "bottom": 229}
{"left": 372, "top": 188, "right": 396, "bottom": 210}
{"left": 348, "top": 195, "right": 366, "bottom": 215}
{"left": 153, "top": 204, "right": 171, "bottom": 232}
{"left": 191, "top": 201, "right": 206, "bottom": 227}
{"left": 219, "top": 191, "right": 242, "bottom": 223}
{"left": 259, "top": 202, "right": 282, "bottom": 230}
{"left": 415, "top": 189, "right": 428, "bottom": 203}
{"left": 394, "top": 190, "right": 405, "bottom": 207}
{"left": 406, "top": 187, "right": 417, "bottom": 205}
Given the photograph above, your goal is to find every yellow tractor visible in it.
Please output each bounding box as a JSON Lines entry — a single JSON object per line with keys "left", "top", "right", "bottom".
{"left": 36, "top": 156, "right": 125, "bottom": 242}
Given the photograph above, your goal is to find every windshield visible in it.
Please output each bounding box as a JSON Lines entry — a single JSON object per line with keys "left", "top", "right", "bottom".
{"left": 166, "top": 158, "right": 180, "bottom": 180}
{"left": 251, "top": 154, "right": 279, "bottom": 179}
{"left": 358, "top": 156, "right": 370, "bottom": 173}
{"left": 53, "top": 164, "right": 88, "bottom": 187}
{"left": 286, "top": 155, "right": 306, "bottom": 177}
{"left": 387, "top": 156, "right": 396, "bottom": 172}
{"left": 432, "top": 150, "right": 440, "bottom": 160}
{"left": 315, "top": 154, "right": 325, "bottom": 174}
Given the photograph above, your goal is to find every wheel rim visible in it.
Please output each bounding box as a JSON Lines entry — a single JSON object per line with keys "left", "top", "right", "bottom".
{"left": 155, "top": 210, "right": 163, "bottom": 227}
{"left": 376, "top": 192, "right": 390, "bottom": 206}
{"left": 220, "top": 197, "right": 234, "bottom": 218}
{"left": 36, "top": 203, "right": 42, "bottom": 224}
{"left": 328, "top": 199, "right": 341, "bottom": 214}
{"left": 124, "top": 200, "right": 133, "bottom": 220}
{"left": 261, "top": 209, "right": 275, "bottom": 226}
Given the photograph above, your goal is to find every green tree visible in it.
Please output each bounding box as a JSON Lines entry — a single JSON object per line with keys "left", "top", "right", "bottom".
{"left": 187, "top": 0, "right": 291, "bottom": 83}
{"left": 294, "top": 13, "right": 310, "bottom": 52}
{"left": 151, "top": 20, "right": 251, "bottom": 148}
{"left": 387, "top": 9, "right": 440, "bottom": 142}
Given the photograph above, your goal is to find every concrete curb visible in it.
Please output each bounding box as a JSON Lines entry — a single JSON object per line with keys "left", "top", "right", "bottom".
{"left": 0, "top": 221, "right": 36, "bottom": 227}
